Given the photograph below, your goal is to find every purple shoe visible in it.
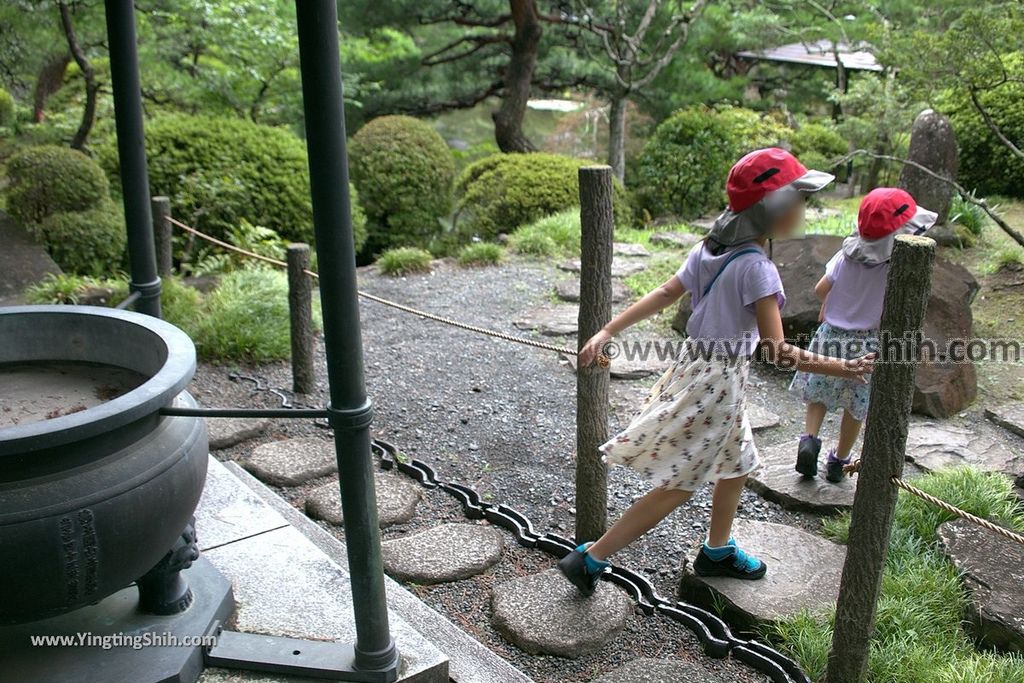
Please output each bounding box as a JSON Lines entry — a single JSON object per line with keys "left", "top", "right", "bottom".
{"left": 826, "top": 449, "right": 851, "bottom": 483}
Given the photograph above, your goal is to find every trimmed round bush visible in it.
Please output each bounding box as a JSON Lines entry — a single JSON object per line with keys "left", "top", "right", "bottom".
{"left": 31, "top": 199, "right": 127, "bottom": 276}
{"left": 455, "top": 153, "right": 632, "bottom": 239}
{"left": 634, "top": 106, "right": 792, "bottom": 219}
{"left": 5, "top": 145, "right": 110, "bottom": 224}
{"left": 349, "top": 115, "right": 455, "bottom": 251}
{"left": 376, "top": 247, "right": 433, "bottom": 276}
{"left": 944, "top": 81, "right": 1024, "bottom": 198}
{"left": 0, "top": 88, "right": 14, "bottom": 127}
{"left": 790, "top": 122, "right": 848, "bottom": 173}
{"left": 457, "top": 242, "right": 504, "bottom": 267}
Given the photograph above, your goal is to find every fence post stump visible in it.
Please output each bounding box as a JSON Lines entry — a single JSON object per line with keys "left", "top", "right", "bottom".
{"left": 575, "top": 166, "right": 614, "bottom": 543}
{"left": 287, "top": 243, "right": 316, "bottom": 395}
{"left": 826, "top": 235, "right": 936, "bottom": 683}
{"left": 151, "top": 196, "right": 173, "bottom": 277}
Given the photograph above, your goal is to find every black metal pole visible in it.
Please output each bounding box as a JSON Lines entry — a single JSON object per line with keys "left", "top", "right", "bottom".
{"left": 103, "top": 0, "right": 160, "bottom": 318}
{"left": 293, "top": 1, "right": 398, "bottom": 674}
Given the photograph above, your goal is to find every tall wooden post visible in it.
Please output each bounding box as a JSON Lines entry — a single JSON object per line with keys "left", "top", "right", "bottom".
{"left": 287, "top": 243, "right": 316, "bottom": 394}
{"left": 575, "top": 166, "right": 614, "bottom": 542}
{"left": 151, "top": 196, "right": 172, "bottom": 277}
{"left": 826, "top": 235, "right": 936, "bottom": 682}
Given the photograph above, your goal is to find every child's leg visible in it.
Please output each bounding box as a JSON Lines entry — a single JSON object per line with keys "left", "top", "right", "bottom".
{"left": 804, "top": 402, "right": 827, "bottom": 436}
{"left": 693, "top": 474, "right": 766, "bottom": 579}
{"left": 587, "top": 486, "right": 691, "bottom": 561}
{"left": 707, "top": 474, "right": 746, "bottom": 547}
{"left": 836, "top": 409, "right": 863, "bottom": 459}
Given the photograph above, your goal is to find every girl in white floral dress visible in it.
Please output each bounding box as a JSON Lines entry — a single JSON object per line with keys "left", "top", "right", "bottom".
{"left": 558, "top": 148, "right": 875, "bottom": 595}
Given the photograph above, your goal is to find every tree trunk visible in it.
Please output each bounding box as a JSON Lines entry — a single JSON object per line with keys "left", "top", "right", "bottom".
{"left": 59, "top": 2, "right": 97, "bottom": 150}
{"left": 607, "top": 96, "right": 627, "bottom": 183}
{"left": 492, "top": 0, "right": 541, "bottom": 153}
{"left": 287, "top": 243, "right": 316, "bottom": 395}
{"left": 32, "top": 54, "right": 71, "bottom": 123}
{"left": 575, "top": 166, "right": 614, "bottom": 542}
{"left": 825, "top": 235, "right": 936, "bottom": 683}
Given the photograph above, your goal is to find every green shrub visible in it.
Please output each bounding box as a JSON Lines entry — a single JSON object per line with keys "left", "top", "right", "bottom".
{"left": 945, "top": 77, "right": 1024, "bottom": 198}
{"left": 948, "top": 193, "right": 988, "bottom": 236}
{"left": 0, "top": 88, "right": 14, "bottom": 127}
{"left": 97, "top": 114, "right": 324, "bottom": 245}
{"left": 507, "top": 230, "right": 558, "bottom": 257}
{"left": 790, "top": 121, "right": 848, "bottom": 172}
{"left": 27, "top": 199, "right": 125, "bottom": 276}
{"left": 376, "top": 247, "right": 432, "bottom": 276}
{"left": 634, "top": 105, "right": 792, "bottom": 219}
{"left": 508, "top": 209, "right": 581, "bottom": 257}
{"left": 349, "top": 115, "right": 455, "bottom": 251}
{"left": 457, "top": 242, "right": 504, "bottom": 267}
{"left": 5, "top": 145, "right": 110, "bottom": 224}
{"left": 24, "top": 273, "right": 100, "bottom": 304}
{"left": 455, "top": 153, "right": 632, "bottom": 239}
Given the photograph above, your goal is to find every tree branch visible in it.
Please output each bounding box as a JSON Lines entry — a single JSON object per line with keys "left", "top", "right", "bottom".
{"left": 968, "top": 87, "right": 1024, "bottom": 160}
{"left": 422, "top": 34, "right": 508, "bottom": 66}
{"left": 58, "top": 1, "right": 97, "bottom": 150}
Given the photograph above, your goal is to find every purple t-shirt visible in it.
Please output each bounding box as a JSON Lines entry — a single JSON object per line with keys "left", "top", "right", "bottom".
{"left": 822, "top": 251, "right": 888, "bottom": 331}
{"left": 676, "top": 242, "right": 786, "bottom": 357}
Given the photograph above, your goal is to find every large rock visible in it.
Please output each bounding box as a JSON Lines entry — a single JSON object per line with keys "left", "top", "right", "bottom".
{"left": 938, "top": 518, "right": 1024, "bottom": 653}
{"left": 491, "top": 569, "right": 632, "bottom": 658}
{"left": 206, "top": 418, "right": 270, "bottom": 450}
{"left": 559, "top": 258, "right": 648, "bottom": 278}
{"left": 899, "top": 109, "right": 959, "bottom": 225}
{"left": 905, "top": 422, "right": 1023, "bottom": 480}
{"left": 242, "top": 438, "right": 337, "bottom": 487}
{"left": 649, "top": 231, "right": 701, "bottom": 250}
{"left": 305, "top": 472, "right": 421, "bottom": 527}
{"left": 513, "top": 305, "right": 578, "bottom": 336}
{"left": 679, "top": 519, "right": 845, "bottom": 627}
{"left": 613, "top": 242, "right": 651, "bottom": 257}
{"left": 382, "top": 523, "right": 503, "bottom": 584}
{"left": 747, "top": 441, "right": 857, "bottom": 512}
{"left": 554, "top": 279, "right": 630, "bottom": 304}
{"left": 673, "top": 235, "right": 980, "bottom": 417}
{"left": 985, "top": 402, "right": 1024, "bottom": 440}
{"left": 561, "top": 346, "right": 672, "bottom": 380}
{"left": 592, "top": 657, "right": 730, "bottom": 683}
{"left": 747, "top": 403, "right": 781, "bottom": 431}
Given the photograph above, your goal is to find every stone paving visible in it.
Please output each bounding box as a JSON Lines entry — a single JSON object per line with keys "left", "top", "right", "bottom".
{"left": 206, "top": 417, "right": 269, "bottom": 451}
{"left": 558, "top": 258, "right": 649, "bottom": 278}
{"left": 382, "top": 523, "right": 505, "bottom": 584}
{"left": 305, "top": 471, "right": 420, "bottom": 527}
{"left": 986, "top": 403, "right": 1024, "bottom": 440}
{"left": 241, "top": 437, "right": 338, "bottom": 487}
{"left": 905, "top": 421, "right": 1023, "bottom": 480}
{"left": 747, "top": 441, "right": 857, "bottom": 512}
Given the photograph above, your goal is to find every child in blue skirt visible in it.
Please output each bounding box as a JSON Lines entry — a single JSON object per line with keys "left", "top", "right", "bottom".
{"left": 790, "top": 187, "right": 936, "bottom": 482}
{"left": 558, "top": 148, "right": 875, "bottom": 595}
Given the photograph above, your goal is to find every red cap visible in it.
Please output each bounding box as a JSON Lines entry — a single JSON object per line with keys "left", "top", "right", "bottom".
{"left": 726, "top": 148, "right": 809, "bottom": 212}
{"left": 857, "top": 188, "right": 918, "bottom": 239}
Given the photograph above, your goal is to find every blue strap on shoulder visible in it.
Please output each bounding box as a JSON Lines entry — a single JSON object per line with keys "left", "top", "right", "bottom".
{"left": 702, "top": 247, "right": 761, "bottom": 298}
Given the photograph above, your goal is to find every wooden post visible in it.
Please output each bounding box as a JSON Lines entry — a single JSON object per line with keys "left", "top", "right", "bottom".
{"left": 287, "top": 243, "right": 316, "bottom": 395}
{"left": 575, "top": 166, "right": 614, "bottom": 542}
{"left": 826, "top": 235, "right": 936, "bottom": 683}
{"left": 151, "top": 196, "right": 172, "bottom": 277}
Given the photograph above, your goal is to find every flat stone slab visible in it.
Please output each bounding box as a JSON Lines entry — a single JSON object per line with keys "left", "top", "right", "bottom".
{"left": 747, "top": 441, "right": 857, "bottom": 512}
{"left": 194, "top": 457, "right": 288, "bottom": 550}
{"left": 613, "top": 242, "right": 651, "bottom": 257}
{"left": 747, "top": 403, "right": 781, "bottom": 431}
{"left": 206, "top": 417, "right": 270, "bottom": 450}
{"left": 491, "top": 569, "right": 632, "bottom": 658}
{"left": 679, "top": 519, "right": 846, "bottom": 626}
{"left": 985, "top": 403, "right": 1024, "bottom": 440}
{"left": 382, "top": 523, "right": 504, "bottom": 584}
{"left": 592, "top": 657, "right": 730, "bottom": 683}
{"left": 305, "top": 472, "right": 420, "bottom": 527}
{"left": 558, "top": 258, "right": 648, "bottom": 278}
{"left": 905, "top": 422, "right": 1023, "bottom": 479}
{"left": 554, "top": 279, "right": 630, "bottom": 303}
{"left": 649, "top": 231, "right": 701, "bottom": 250}
{"left": 938, "top": 518, "right": 1024, "bottom": 653}
{"left": 514, "top": 305, "right": 578, "bottom": 336}
{"left": 561, "top": 349, "right": 671, "bottom": 380}
{"left": 242, "top": 437, "right": 337, "bottom": 487}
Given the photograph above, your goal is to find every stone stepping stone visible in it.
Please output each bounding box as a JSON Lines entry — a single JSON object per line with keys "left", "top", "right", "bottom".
{"left": 747, "top": 404, "right": 780, "bottom": 431}
{"left": 562, "top": 350, "right": 671, "bottom": 380}
{"left": 747, "top": 441, "right": 856, "bottom": 512}
{"left": 305, "top": 472, "right": 420, "bottom": 528}
{"left": 491, "top": 568, "right": 632, "bottom": 658}
{"left": 938, "top": 518, "right": 1024, "bottom": 653}
{"left": 679, "top": 519, "right": 845, "bottom": 627}
{"left": 592, "top": 657, "right": 730, "bottom": 683}
{"left": 558, "top": 258, "right": 648, "bottom": 278}
{"left": 206, "top": 418, "right": 270, "bottom": 450}
{"left": 554, "top": 279, "right": 630, "bottom": 303}
{"left": 905, "top": 422, "right": 1023, "bottom": 480}
{"left": 382, "top": 523, "right": 503, "bottom": 584}
{"left": 613, "top": 242, "right": 651, "bottom": 257}
{"left": 514, "top": 306, "right": 578, "bottom": 336}
{"left": 649, "top": 231, "right": 701, "bottom": 250}
{"left": 985, "top": 403, "right": 1024, "bottom": 440}
{"left": 242, "top": 438, "right": 337, "bottom": 487}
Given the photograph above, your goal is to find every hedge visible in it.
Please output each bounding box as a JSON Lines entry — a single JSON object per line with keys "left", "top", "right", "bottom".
{"left": 790, "top": 122, "right": 848, "bottom": 174}
{"left": 31, "top": 199, "right": 127, "bottom": 277}
{"left": 5, "top": 145, "right": 110, "bottom": 225}
{"left": 0, "top": 88, "right": 14, "bottom": 127}
{"left": 945, "top": 81, "right": 1024, "bottom": 198}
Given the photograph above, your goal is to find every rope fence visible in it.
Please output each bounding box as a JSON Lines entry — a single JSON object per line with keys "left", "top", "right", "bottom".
{"left": 166, "top": 214, "right": 1021, "bottom": 548}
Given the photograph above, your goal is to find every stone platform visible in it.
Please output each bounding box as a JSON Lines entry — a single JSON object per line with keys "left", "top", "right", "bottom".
{"left": 747, "top": 441, "right": 857, "bottom": 512}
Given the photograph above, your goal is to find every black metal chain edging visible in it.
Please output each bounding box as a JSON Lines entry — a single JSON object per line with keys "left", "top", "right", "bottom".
{"left": 371, "top": 438, "right": 811, "bottom": 683}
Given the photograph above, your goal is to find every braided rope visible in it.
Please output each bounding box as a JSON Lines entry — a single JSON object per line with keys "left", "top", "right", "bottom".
{"left": 167, "top": 217, "right": 585, "bottom": 359}
{"left": 890, "top": 476, "right": 1024, "bottom": 547}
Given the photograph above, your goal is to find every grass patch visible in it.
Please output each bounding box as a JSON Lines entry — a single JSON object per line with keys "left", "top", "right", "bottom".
{"left": 457, "top": 242, "right": 504, "bottom": 267}
{"left": 950, "top": 194, "right": 989, "bottom": 236}
{"left": 993, "top": 246, "right": 1023, "bottom": 270}
{"left": 508, "top": 209, "right": 580, "bottom": 257}
{"left": 805, "top": 208, "right": 857, "bottom": 237}
{"left": 376, "top": 247, "right": 433, "bottom": 276}
{"left": 767, "top": 467, "right": 1024, "bottom": 683}
{"left": 623, "top": 254, "right": 680, "bottom": 299}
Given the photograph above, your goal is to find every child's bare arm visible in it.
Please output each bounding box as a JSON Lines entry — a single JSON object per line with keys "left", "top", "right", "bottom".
{"left": 754, "top": 296, "right": 873, "bottom": 382}
{"left": 578, "top": 275, "right": 685, "bottom": 367}
{"left": 815, "top": 275, "right": 832, "bottom": 322}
